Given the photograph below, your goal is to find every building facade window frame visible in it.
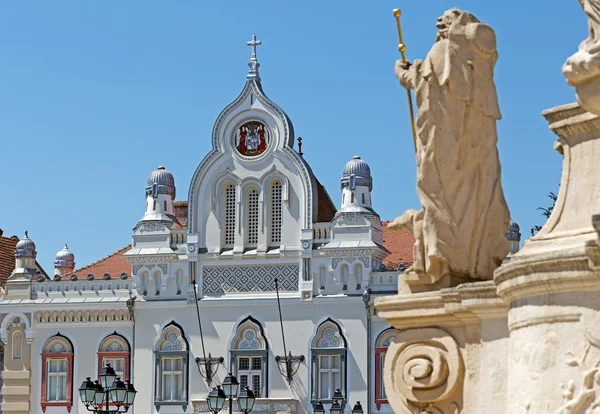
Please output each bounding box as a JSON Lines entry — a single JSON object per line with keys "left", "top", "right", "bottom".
{"left": 41, "top": 333, "right": 74, "bottom": 413}
{"left": 97, "top": 332, "right": 131, "bottom": 381}
{"left": 310, "top": 319, "right": 347, "bottom": 404}
{"left": 230, "top": 316, "right": 268, "bottom": 398}
{"left": 154, "top": 322, "right": 189, "bottom": 412}
{"left": 374, "top": 328, "right": 399, "bottom": 410}
{"left": 12, "top": 330, "right": 22, "bottom": 360}
{"left": 223, "top": 182, "right": 237, "bottom": 248}
{"left": 245, "top": 185, "right": 260, "bottom": 247}
{"left": 269, "top": 180, "right": 283, "bottom": 246}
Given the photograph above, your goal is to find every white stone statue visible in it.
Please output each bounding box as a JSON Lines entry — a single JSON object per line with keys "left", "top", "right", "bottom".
{"left": 391, "top": 8, "right": 510, "bottom": 286}
{"left": 563, "top": 0, "right": 600, "bottom": 115}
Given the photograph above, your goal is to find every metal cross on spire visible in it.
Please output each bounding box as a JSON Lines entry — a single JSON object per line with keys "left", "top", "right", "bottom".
{"left": 247, "top": 33, "right": 262, "bottom": 59}
{"left": 246, "top": 33, "right": 262, "bottom": 81}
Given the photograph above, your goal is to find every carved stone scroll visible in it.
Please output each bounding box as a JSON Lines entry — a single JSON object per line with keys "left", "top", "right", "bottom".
{"left": 384, "top": 328, "right": 463, "bottom": 414}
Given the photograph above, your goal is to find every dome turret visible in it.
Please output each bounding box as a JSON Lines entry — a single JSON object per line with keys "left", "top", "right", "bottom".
{"left": 507, "top": 219, "right": 521, "bottom": 242}
{"left": 341, "top": 156, "right": 372, "bottom": 191}
{"left": 14, "top": 231, "right": 36, "bottom": 259}
{"left": 146, "top": 166, "right": 176, "bottom": 200}
{"left": 54, "top": 244, "right": 75, "bottom": 270}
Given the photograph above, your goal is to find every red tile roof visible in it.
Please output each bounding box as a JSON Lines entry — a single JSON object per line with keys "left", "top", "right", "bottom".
{"left": 0, "top": 232, "right": 19, "bottom": 285}
{"left": 381, "top": 221, "right": 415, "bottom": 270}
{"left": 67, "top": 245, "right": 132, "bottom": 280}
{"left": 316, "top": 179, "right": 337, "bottom": 223}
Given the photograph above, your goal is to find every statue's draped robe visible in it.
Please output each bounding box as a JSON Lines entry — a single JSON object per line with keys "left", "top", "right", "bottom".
{"left": 399, "top": 14, "right": 510, "bottom": 282}
{"left": 582, "top": 0, "right": 600, "bottom": 49}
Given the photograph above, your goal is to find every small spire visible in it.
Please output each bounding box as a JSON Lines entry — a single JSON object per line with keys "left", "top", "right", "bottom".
{"left": 297, "top": 137, "right": 303, "bottom": 156}
{"left": 24, "top": 230, "right": 28, "bottom": 238}
{"left": 246, "top": 33, "right": 262, "bottom": 81}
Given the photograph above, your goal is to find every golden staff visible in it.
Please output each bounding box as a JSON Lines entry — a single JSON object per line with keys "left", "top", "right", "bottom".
{"left": 393, "top": 8, "right": 417, "bottom": 152}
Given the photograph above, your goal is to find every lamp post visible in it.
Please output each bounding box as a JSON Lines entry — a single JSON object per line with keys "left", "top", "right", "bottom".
{"left": 313, "top": 391, "right": 363, "bottom": 414}
{"left": 206, "top": 373, "right": 256, "bottom": 414}
{"left": 78, "top": 363, "right": 137, "bottom": 414}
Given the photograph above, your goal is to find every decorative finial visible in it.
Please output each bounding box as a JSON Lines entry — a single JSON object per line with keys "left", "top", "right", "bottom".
{"left": 64, "top": 244, "right": 68, "bottom": 249}
{"left": 246, "top": 33, "right": 262, "bottom": 81}
{"left": 24, "top": 230, "right": 28, "bottom": 238}
{"left": 297, "top": 137, "right": 303, "bottom": 156}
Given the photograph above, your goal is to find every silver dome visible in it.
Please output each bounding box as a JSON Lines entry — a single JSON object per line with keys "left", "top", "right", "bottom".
{"left": 15, "top": 231, "right": 36, "bottom": 258}
{"left": 54, "top": 244, "right": 75, "bottom": 269}
{"left": 146, "top": 166, "right": 176, "bottom": 199}
{"left": 506, "top": 219, "right": 521, "bottom": 241}
{"left": 341, "top": 156, "right": 372, "bottom": 191}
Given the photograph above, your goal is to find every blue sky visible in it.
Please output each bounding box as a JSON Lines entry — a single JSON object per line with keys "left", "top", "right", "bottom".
{"left": 0, "top": 1, "right": 582, "bottom": 270}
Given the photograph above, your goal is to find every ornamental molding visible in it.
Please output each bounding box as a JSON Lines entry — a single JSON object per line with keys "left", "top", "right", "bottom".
{"left": 35, "top": 310, "right": 131, "bottom": 324}
{"left": 0, "top": 312, "right": 33, "bottom": 343}
{"left": 137, "top": 221, "right": 169, "bottom": 233}
{"left": 128, "top": 255, "right": 172, "bottom": 265}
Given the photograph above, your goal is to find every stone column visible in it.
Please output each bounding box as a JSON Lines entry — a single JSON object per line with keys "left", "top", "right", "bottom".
{"left": 495, "top": 103, "right": 600, "bottom": 413}
{"left": 1, "top": 315, "right": 32, "bottom": 414}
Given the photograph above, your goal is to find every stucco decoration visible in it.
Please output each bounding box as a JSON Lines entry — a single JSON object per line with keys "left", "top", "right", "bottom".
{"left": 391, "top": 8, "right": 510, "bottom": 287}
{"left": 156, "top": 324, "right": 187, "bottom": 352}
{"left": 375, "top": 328, "right": 400, "bottom": 348}
{"left": 231, "top": 318, "right": 267, "bottom": 350}
{"left": 99, "top": 334, "right": 130, "bottom": 353}
{"left": 311, "top": 319, "right": 346, "bottom": 349}
{"left": 563, "top": 0, "right": 600, "bottom": 115}
{"left": 384, "top": 328, "right": 463, "bottom": 414}
{"left": 202, "top": 264, "right": 298, "bottom": 295}
{"left": 43, "top": 335, "right": 73, "bottom": 354}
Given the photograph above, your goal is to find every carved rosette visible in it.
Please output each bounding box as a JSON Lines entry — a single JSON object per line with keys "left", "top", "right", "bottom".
{"left": 384, "top": 328, "right": 463, "bottom": 414}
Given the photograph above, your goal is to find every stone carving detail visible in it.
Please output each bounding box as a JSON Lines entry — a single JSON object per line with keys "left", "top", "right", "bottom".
{"left": 301, "top": 291, "right": 312, "bottom": 301}
{"left": 231, "top": 318, "right": 266, "bottom": 350}
{"left": 332, "top": 258, "right": 343, "bottom": 269}
{"left": 157, "top": 324, "right": 187, "bottom": 352}
{"left": 202, "top": 264, "right": 298, "bottom": 295}
{"left": 556, "top": 312, "right": 600, "bottom": 413}
{"left": 99, "top": 334, "right": 130, "bottom": 352}
{"left": 359, "top": 257, "right": 370, "bottom": 268}
{"left": 392, "top": 8, "right": 510, "bottom": 284}
{"left": 158, "top": 264, "right": 168, "bottom": 274}
{"left": 132, "top": 265, "right": 142, "bottom": 275}
{"left": 563, "top": 0, "right": 600, "bottom": 115}
{"left": 384, "top": 328, "right": 463, "bottom": 414}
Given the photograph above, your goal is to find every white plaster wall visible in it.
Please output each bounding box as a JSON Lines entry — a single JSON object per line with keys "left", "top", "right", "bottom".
{"left": 131, "top": 297, "right": 368, "bottom": 414}
{"left": 29, "top": 322, "right": 133, "bottom": 414}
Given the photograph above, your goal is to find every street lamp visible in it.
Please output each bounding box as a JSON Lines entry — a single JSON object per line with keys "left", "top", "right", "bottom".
{"left": 313, "top": 401, "right": 326, "bottom": 414}
{"left": 78, "top": 363, "right": 137, "bottom": 414}
{"left": 351, "top": 402, "right": 364, "bottom": 414}
{"left": 206, "top": 373, "right": 256, "bottom": 414}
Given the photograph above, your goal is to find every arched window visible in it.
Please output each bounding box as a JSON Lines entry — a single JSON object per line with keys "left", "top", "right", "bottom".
{"left": 12, "top": 330, "right": 22, "bottom": 360}
{"left": 375, "top": 328, "right": 399, "bottom": 409}
{"left": 311, "top": 319, "right": 347, "bottom": 404}
{"left": 153, "top": 270, "right": 161, "bottom": 296}
{"left": 154, "top": 322, "right": 189, "bottom": 412}
{"left": 341, "top": 264, "right": 349, "bottom": 291}
{"left": 153, "top": 200, "right": 157, "bottom": 210}
{"left": 319, "top": 267, "right": 327, "bottom": 291}
{"left": 224, "top": 183, "right": 237, "bottom": 247}
{"left": 246, "top": 187, "right": 259, "bottom": 245}
{"left": 140, "top": 270, "right": 148, "bottom": 296}
{"left": 230, "top": 317, "right": 268, "bottom": 397}
{"left": 41, "top": 334, "right": 74, "bottom": 413}
{"left": 354, "top": 264, "right": 363, "bottom": 291}
{"left": 351, "top": 192, "right": 355, "bottom": 203}
{"left": 98, "top": 333, "right": 131, "bottom": 382}
{"left": 164, "top": 200, "right": 168, "bottom": 211}
{"left": 270, "top": 181, "right": 282, "bottom": 244}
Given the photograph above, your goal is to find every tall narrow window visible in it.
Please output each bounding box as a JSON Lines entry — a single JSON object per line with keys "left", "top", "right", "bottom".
{"left": 246, "top": 188, "right": 259, "bottom": 245}
{"left": 153, "top": 200, "right": 157, "bottom": 210}
{"left": 98, "top": 334, "right": 131, "bottom": 382}
{"left": 351, "top": 192, "right": 355, "bottom": 203}
{"left": 12, "top": 330, "right": 22, "bottom": 360}
{"left": 341, "top": 264, "right": 349, "bottom": 291}
{"left": 224, "top": 184, "right": 236, "bottom": 246}
{"left": 41, "top": 334, "right": 74, "bottom": 413}
{"left": 164, "top": 200, "right": 168, "bottom": 211}
{"left": 230, "top": 317, "right": 268, "bottom": 397}
{"left": 319, "top": 267, "right": 327, "bottom": 290}
{"left": 154, "top": 322, "right": 189, "bottom": 412}
{"left": 361, "top": 193, "right": 365, "bottom": 204}
{"left": 311, "top": 319, "right": 347, "bottom": 404}
{"left": 354, "top": 264, "right": 363, "bottom": 290}
{"left": 270, "top": 181, "right": 282, "bottom": 244}
{"left": 375, "top": 328, "right": 399, "bottom": 409}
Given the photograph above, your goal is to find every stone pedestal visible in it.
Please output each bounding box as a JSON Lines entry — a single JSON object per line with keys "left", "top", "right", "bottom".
{"left": 494, "top": 103, "right": 600, "bottom": 413}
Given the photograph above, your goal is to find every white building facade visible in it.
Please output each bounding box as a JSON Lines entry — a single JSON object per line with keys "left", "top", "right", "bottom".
{"left": 0, "top": 38, "right": 408, "bottom": 414}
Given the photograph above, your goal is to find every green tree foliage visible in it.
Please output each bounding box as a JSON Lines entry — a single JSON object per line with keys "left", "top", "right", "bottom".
{"left": 531, "top": 192, "right": 558, "bottom": 235}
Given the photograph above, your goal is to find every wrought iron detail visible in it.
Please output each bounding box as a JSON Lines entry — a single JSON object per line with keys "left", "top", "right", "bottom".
{"left": 275, "top": 352, "right": 305, "bottom": 384}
